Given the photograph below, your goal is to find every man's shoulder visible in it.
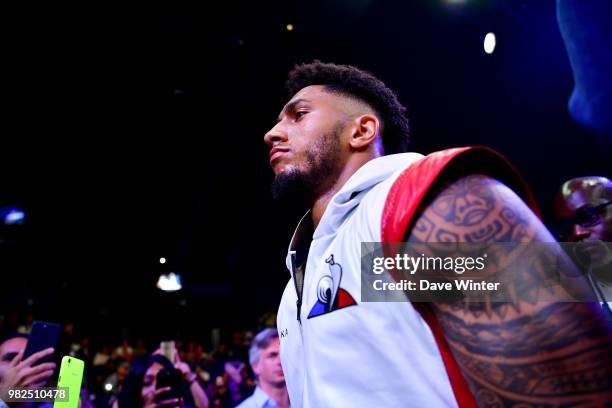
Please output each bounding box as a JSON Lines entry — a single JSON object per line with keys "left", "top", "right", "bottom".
{"left": 357, "top": 161, "right": 409, "bottom": 209}
{"left": 235, "top": 387, "right": 273, "bottom": 408}
{"left": 235, "top": 393, "right": 257, "bottom": 408}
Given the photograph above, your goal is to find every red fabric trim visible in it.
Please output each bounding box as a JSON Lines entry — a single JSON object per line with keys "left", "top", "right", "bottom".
{"left": 413, "top": 302, "right": 476, "bottom": 408}
{"left": 381, "top": 146, "right": 540, "bottom": 408}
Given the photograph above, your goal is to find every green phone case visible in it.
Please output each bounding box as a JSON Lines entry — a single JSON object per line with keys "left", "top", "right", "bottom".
{"left": 53, "top": 356, "right": 85, "bottom": 408}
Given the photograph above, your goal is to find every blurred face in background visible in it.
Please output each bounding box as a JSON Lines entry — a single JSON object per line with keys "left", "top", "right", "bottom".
{"left": 253, "top": 337, "right": 284, "bottom": 387}
{"left": 0, "top": 337, "right": 27, "bottom": 381}
{"left": 117, "top": 362, "right": 130, "bottom": 382}
{"left": 554, "top": 178, "right": 612, "bottom": 280}
{"left": 554, "top": 178, "right": 612, "bottom": 242}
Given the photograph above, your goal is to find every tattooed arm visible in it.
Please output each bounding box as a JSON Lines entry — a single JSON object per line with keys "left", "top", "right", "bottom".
{"left": 406, "top": 174, "right": 612, "bottom": 407}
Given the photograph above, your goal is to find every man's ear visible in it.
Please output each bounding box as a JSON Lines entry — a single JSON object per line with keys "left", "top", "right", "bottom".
{"left": 252, "top": 360, "right": 261, "bottom": 377}
{"left": 349, "top": 114, "right": 380, "bottom": 150}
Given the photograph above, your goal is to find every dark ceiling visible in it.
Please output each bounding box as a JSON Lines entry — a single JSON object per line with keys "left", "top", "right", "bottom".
{"left": 1, "top": 0, "right": 610, "bottom": 342}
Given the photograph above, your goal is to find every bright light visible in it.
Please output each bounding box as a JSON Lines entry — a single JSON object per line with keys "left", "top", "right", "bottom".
{"left": 159, "top": 257, "right": 166, "bottom": 264}
{"left": 484, "top": 32, "right": 496, "bottom": 54}
{"left": 104, "top": 383, "right": 113, "bottom": 392}
{"left": 1, "top": 208, "right": 25, "bottom": 225}
{"left": 157, "top": 272, "right": 183, "bottom": 292}
{"left": 286, "top": 24, "right": 294, "bottom": 31}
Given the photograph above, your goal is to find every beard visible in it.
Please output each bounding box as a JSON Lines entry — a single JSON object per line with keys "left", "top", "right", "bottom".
{"left": 271, "top": 124, "right": 343, "bottom": 205}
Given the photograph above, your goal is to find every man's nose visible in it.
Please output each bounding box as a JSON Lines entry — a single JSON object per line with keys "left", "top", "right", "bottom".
{"left": 571, "top": 224, "right": 592, "bottom": 241}
{"left": 264, "top": 124, "right": 288, "bottom": 147}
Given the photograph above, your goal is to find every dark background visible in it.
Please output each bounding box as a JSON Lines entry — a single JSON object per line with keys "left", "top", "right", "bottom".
{"left": 1, "top": 0, "right": 610, "bottom": 343}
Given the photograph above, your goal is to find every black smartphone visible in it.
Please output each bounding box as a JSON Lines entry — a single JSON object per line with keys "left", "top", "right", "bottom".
{"left": 156, "top": 368, "right": 182, "bottom": 401}
{"left": 23, "top": 321, "right": 61, "bottom": 363}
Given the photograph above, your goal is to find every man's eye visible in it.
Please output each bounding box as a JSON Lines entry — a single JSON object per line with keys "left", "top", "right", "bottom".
{"left": 295, "top": 111, "right": 308, "bottom": 119}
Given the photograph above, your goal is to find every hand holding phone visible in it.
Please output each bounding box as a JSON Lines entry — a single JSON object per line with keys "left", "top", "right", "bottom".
{"left": 0, "top": 348, "right": 56, "bottom": 399}
{"left": 143, "top": 387, "right": 183, "bottom": 408}
{"left": 160, "top": 341, "right": 176, "bottom": 364}
{"left": 156, "top": 368, "right": 182, "bottom": 399}
{"left": 53, "top": 356, "right": 84, "bottom": 408}
{"left": 23, "top": 321, "right": 61, "bottom": 364}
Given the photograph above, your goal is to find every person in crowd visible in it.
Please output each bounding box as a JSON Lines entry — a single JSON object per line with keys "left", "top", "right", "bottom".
{"left": 115, "top": 351, "right": 209, "bottom": 408}
{"left": 104, "top": 361, "right": 131, "bottom": 399}
{"left": 113, "top": 340, "right": 134, "bottom": 363}
{"left": 554, "top": 176, "right": 612, "bottom": 312}
{"left": 0, "top": 333, "right": 56, "bottom": 407}
{"left": 133, "top": 340, "right": 148, "bottom": 359}
{"left": 93, "top": 345, "right": 112, "bottom": 367}
{"left": 0, "top": 332, "right": 93, "bottom": 408}
{"left": 236, "top": 329, "right": 288, "bottom": 408}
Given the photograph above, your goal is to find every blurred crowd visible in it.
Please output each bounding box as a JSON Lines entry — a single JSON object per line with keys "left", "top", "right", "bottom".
{"left": 0, "top": 310, "right": 281, "bottom": 408}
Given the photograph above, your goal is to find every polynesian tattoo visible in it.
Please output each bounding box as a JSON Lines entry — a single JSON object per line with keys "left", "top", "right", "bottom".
{"left": 406, "top": 174, "right": 612, "bottom": 407}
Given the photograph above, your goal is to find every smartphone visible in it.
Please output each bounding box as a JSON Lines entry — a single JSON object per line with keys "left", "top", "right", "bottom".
{"left": 23, "top": 321, "right": 61, "bottom": 363}
{"left": 53, "top": 356, "right": 84, "bottom": 408}
{"left": 160, "top": 340, "right": 176, "bottom": 363}
{"left": 156, "top": 367, "right": 182, "bottom": 401}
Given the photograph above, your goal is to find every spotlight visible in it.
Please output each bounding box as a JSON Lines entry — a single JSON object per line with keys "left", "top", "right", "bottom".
{"left": 159, "top": 257, "right": 167, "bottom": 264}
{"left": 286, "top": 24, "right": 294, "bottom": 31}
{"left": 0, "top": 207, "right": 25, "bottom": 225}
{"left": 157, "top": 272, "right": 183, "bottom": 292}
{"left": 484, "top": 32, "right": 496, "bottom": 54}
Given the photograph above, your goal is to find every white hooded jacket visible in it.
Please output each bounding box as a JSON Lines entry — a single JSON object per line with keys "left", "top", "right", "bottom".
{"left": 276, "top": 153, "right": 458, "bottom": 408}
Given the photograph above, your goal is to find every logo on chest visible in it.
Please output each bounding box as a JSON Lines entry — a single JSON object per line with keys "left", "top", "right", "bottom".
{"left": 307, "top": 254, "right": 357, "bottom": 319}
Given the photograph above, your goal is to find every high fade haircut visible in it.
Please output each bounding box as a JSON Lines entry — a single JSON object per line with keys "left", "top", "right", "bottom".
{"left": 286, "top": 60, "right": 410, "bottom": 154}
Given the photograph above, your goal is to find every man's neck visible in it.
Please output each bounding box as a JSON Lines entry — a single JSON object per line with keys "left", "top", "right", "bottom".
{"left": 259, "top": 381, "right": 290, "bottom": 408}
{"left": 311, "top": 154, "right": 376, "bottom": 229}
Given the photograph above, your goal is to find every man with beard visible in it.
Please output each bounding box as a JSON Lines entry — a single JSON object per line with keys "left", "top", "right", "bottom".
{"left": 264, "top": 61, "right": 612, "bottom": 407}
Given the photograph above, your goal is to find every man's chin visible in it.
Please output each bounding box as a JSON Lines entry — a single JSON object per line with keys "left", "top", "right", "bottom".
{"left": 271, "top": 169, "right": 310, "bottom": 204}
{"left": 272, "top": 161, "right": 292, "bottom": 176}
{"left": 272, "top": 378, "right": 286, "bottom": 387}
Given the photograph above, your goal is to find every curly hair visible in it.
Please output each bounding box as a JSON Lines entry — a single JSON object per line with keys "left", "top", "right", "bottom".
{"left": 286, "top": 61, "right": 410, "bottom": 154}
